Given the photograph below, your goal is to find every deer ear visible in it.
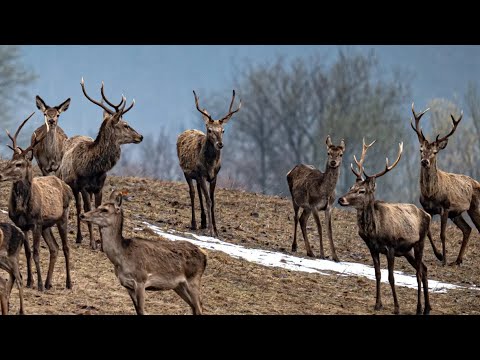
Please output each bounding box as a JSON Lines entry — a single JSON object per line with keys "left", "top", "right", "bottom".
{"left": 437, "top": 139, "right": 448, "bottom": 150}
{"left": 340, "top": 139, "right": 346, "bottom": 151}
{"left": 25, "top": 148, "right": 34, "bottom": 161}
{"left": 326, "top": 135, "right": 332, "bottom": 148}
{"left": 36, "top": 96, "right": 47, "bottom": 112}
{"left": 115, "top": 193, "right": 123, "bottom": 210}
{"left": 56, "top": 98, "right": 71, "bottom": 113}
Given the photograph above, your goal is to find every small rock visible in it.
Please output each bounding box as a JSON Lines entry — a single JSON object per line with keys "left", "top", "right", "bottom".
{"left": 250, "top": 212, "right": 259, "bottom": 218}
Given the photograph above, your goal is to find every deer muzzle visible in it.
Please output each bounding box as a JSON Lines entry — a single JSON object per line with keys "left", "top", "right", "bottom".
{"left": 338, "top": 197, "right": 349, "bottom": 206}
{"left": 421, "top": 159, "right": 430, "bottom": 168}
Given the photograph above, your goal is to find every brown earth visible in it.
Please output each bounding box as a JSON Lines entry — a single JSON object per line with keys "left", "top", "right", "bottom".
{"left": 1, "top": 161, "right": 479, "bottom": 315}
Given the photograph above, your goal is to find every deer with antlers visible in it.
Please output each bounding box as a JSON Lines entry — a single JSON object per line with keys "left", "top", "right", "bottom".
{"left": 58, "top": 78, "right": 143, "bottom": 250}
{"left": 31, "top": 96, "right": 71, "bottom": 176}
{"left": 338, "top": 139, "right": 432, "bottom": 315}
{"left": 410, "top": 103, "right": 480, "bottom": 265}
{"left": 177, "top": 90, "right": 241, "bottom": 237}
{"left": 286, "top": 136, "right": 345, "bottom": 261}
{"left": 0, "top": 113, "right": 73, "bottom": 291}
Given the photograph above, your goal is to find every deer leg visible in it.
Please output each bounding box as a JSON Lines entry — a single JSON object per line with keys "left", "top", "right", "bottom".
{"left": 126, "top": 287, "right": 142, "bottom": 315}
{"left": 22, "top": 231, "right": 33, "bottom": 288}
{"left": 299, "top": 209, "right": 314, "bottom": 257}
{"left": 368, "top": 247, "right": 383, "bottom": 311}
{"left": 291, "top": 203, "right": 300, "bottom": 252}
{"left": 312, "top": 209, "right": 325, "bottom": 259}
{"left": 57, "top": 216, "right": 72, "bottom": 289}
{"left": 81, "top": 189, "right": 95, "bottom": 250}
{"left": 11, "top": 262, "right": 24, "bottom": 315}
{"left": 134, "top": 283, "right": 146, "bottom": 315}
{"left": 174, "top": 281, "right": 197, "bottom": 314}
{"left": 196, "top": 181, "right": 206, "bottom": 229}
{"left": 95, "top": 190, "right": 104, "bottom": 252}
{"left": 440, "top": 210, "right": 449, "bottom": 266}
{"left": 73, "top": 190, "right": 83, "bottom": 244}
{"left": 427, "top": 228, "right": 443, "bottom": 262}
{"left": 325, "top": 205, "right": 339, "bottom": 262}
{"left": 0, "top": 293, "right": 6, "bottom": 315}
{"left": 405, "top": 250, "right": 430, "bottom": 315}
{"left": 187, "top": 276, "right": 203, "bottom": 315}
{"left": 210, "top": 178, "right": 218, "bottom": 237}
{"left": 32, "top": 227, "right": 44, "bottom": 291}
{"left": 386, "top": 248, "right": 399, "bottom": 315}
{"left": 199, "top": 178, "right": 214, "bottom": 237}
{"left": 185, "top": 176, "right": 197, "bottom": 230}
{"left": 450, "top": 214, "right": 472, "bottom": 266}
{"left": 42, "top": 228, "right": 59, "bottom": 290}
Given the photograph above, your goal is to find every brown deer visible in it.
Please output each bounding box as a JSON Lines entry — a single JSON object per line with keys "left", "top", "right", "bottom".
{"left": 80, "top": 190, "right": 207, "bottom": 315}
{"left": 0, "top": 113, "right": 73, "bottom": 291}
{"left": 338, "top": 139, "right": 431, "bottom": 315}
{"left": 58, "top": 78, "right": 143, "bottom": 250}
{"left": 177, "top": 90, "right": 241, "bottom": 237}
{"left": 286, "top": 136, "right": 345, "bottom": 261}
{"left": 410, "top": 103, "right": 480, "bottom": 265}
{"left": 0, "top": 223, "right": 26, "bottom": 314}
{"left": 31, "top": 95, "right": 70, "bottom": 176}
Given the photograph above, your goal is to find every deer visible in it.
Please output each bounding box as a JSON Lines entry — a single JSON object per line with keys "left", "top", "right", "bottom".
{"left": 0, "top": 223, "right": 26, "bottom": 314}
{"left": 338, "top": 139, "right": 431, "bottom": 315}
{"left": 58, "top": 78, "right": 143, "bottom": 250}
{"left": 286, "top": 135, "right": 345, "bottom": 261}
{"left": 410, "top": 103, "right": 480, "bottom": 266}
{"left": 80, "top": 190, "right": 208, "bottom": 315}
{"left": 0, "top": 112, "right": 73, "bottom": 292}
{"left": 177, "top": 90, "right": 241, "bottom": 237}
{"left": 31, "top": 95, "right": 71, "bottom": 176}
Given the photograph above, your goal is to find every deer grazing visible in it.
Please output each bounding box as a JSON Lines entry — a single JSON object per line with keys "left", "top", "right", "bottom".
{"left": 80, "top": 190, "right": 208, "bottom": 315}
{"left": 177, "top": 90, "right": 241, "bottom": 237}
{"left": 286, "top": 136, "right": 345, "bottom": 261}
{"left": 410, "top": 103, "right": 480, "bottom": 265}
{"left": 0, "top": 223, "right": 26, "bottom": 314}
{"left": 338, "top": 139, "right": 431, "bottom": 315}
{"left": 58, "top": 78, "right": 143, "bottom": 250}
{"left": 0, "top": 113, "right": 73, "bottom": 291}
{"left": 32, "top": 95, "right": 71, "bottom": 176}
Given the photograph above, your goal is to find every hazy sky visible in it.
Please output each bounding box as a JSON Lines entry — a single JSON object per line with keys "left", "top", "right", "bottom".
{"left": 19, "top": 45, "right": 480, "bottom": 142}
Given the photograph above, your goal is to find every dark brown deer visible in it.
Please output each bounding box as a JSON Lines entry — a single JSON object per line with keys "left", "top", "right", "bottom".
{"left": 80, "top": 190, "right": 207, "bottom": 315}
{"left": 177, "top": 90, "right": 241, "bottom": 237}
{"left": 0, "top": 223, "right": 26, "bottom": 314}
{"left": 338, "top": 139, "right": 431, "bottom": 315}
{"left": 0, "top": 113, "right": 73, "bottom": 291}
{"left": 31, "top": 96, "right": 70, "bottom": 176}
{"left": 410, "top": 103, "right": 480, "bottom": 265}
{"left": 286, "top": 136, "right": 345, "bottom": 261}
{"left": 58, "top": 78, "right": 143, "bottom": 250}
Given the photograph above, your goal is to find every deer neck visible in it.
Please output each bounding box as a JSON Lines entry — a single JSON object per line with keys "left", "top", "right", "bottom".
{"left": 201, "top": 138, "right": 221, "bottom": 177}
{"left": 356, "top": 200, "right": 377, "bottom": 237}
{"left": 420, "top": 159, "right": 439, "bottom": 197}
{"left": 10, "top": 167, "right": 33, "bottom": 218}
{"left": 322, "top": 163, "right": 341, "bottom": 193}
{"left": 90, "top": 124, "right": 122, "bottom": 173}
{"left": 99, "top": 211, "right": 126, "bottom": 267}
{"left": 44, "top": 126, "right": 62, "bottom": 160}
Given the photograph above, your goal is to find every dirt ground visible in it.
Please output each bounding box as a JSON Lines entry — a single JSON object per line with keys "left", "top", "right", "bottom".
{"left": 1, "top": 162, "right": 479, "bottom": 315}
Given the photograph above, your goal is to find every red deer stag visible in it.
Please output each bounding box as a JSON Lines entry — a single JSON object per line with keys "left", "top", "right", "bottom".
{"left": 287, "top": 135, "right": 345, "bottom": 261}
{"left": 80, "top": 190, "right": 207, "bottom": 315}
{"left": 177, "top": 90, "right": 241, "bottom": 237}
{"left": 0, "top": 223, "right": 26, "bottom": 314}
{"left": 0, "top": 113, "right": 73, "bottom": 291}
{"left": 410, "top": 103, "right": 480, "bottom": 265}
{"left": 338, "top": 139, "right": 432, "bottom": 315}
{"left": 59, "top": 78, "right": 143, "bottom": 250}
{"left": 31, "top": 96, "right": 70, "bottom": 175}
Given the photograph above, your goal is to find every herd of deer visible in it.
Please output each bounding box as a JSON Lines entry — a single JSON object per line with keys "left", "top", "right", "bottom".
{"left": 0, "top": 79, "right": 476, "bottom": 315}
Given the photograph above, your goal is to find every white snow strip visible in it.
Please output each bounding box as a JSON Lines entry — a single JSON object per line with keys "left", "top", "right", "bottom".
{"left": 0, "top": 209, "right": 8, "bottom": 214}
{"left": 143, "top": 222, "right": 479, "bottom": 294}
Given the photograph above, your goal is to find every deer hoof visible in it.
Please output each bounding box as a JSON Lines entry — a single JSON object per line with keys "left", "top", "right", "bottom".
{"left": 307, "top": 252, "right": 315, "bottom": 257}
{"left": 423, "top": 306, "right": 431, "bottom": 315}
{"left": 37, "top": 284, "right": 44, "bottom": 292}
{"left": 374, "top": 303, "right": 383, "bottom": 311}
{"left": 449, "top": 259, "right": 462, "bottom": 266}
{"left": 191, "top": 223, "right": 197, "bottom": 231}
{"left": 291, "top": 245, "right": 297, "bottom": 252}
{"left": 26, "top": 280, "right": 34, "bottom": 288}
{"left": 394, "top": 308, "right": 400, "bottom": 315}
{"left": 44, "top": 282, "right": 52, "bottom": 290}
{"left": 332, "top": 256, "right": 340, "bottom": 263}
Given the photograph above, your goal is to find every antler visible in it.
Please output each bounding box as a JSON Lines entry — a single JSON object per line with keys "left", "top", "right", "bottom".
{"left": 21, "top": 130, "right": 48, "bottom": 156}
{"left": 219, "top": 90, "right": 242, "bottom": 123}
{"left": 350, "top": 137, "right": 376, "bottom": 180}
{"left": 101, "top": 81, "right": 125, "bottom": 111}
{"left": 363, "top": 142, "right": 403, "bottom": 179}
{"left": 193, "top": 90, "right": 213, "bottom": 121}
{"left": 5, "top": 112, "right": 35, "bottom": 151}
{"left": 121, "top": 98, "right": 135, "bottom": 116}
{"left": 81, "top": 78, "right": 115, "bottom": 115}
{"left": 410, "top": 102, "right": 430, "bottom": 143}
{"left": 435, "top": 111, "right": 463, "bottom": 143}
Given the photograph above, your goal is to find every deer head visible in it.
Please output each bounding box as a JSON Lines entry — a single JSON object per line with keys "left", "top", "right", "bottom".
{"left": 36, "top": 95, "right": 71, "bottom": 130}
{"left": 326, "top": 135, "right": 345, "bottom": 168}
{"left": 193, "top": 90, "right": 241, "bottom": 151}
{"left": 410, "top": 102, "right": 463, "bottom": 169}
{"left": 0, "top": 112, "right": 47, "bottom": 182}
{"left": 80, "top": 190, "right": 124, "bottom": 227}
{"left": 80, "top": 78, "right": 143, "bottom": 145}
{"left": 338, "top": 139, "right": 403, "bottom": 209}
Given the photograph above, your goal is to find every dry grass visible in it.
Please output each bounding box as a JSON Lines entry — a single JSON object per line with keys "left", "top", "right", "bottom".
{"left": 1, "top": 161, "right": 480, "bottom": 315}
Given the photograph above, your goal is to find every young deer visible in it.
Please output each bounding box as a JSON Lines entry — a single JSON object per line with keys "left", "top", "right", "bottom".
{"left": 31, "top": 96, "right": 71, "bottom": 176}
{"left": 80, "top": 190, "right": 208, "bottom": 315}
{"left": 0, "top": 223, "right": 26, "bottom": 314}
{"left": 338, "top": 139, "right": 431, "bottom": 315}
{"left": 286, "top": 136, "right": 345, "bottom": 261}
{"left": 410, "top": 103, "right": 480, "bottom": 265}
{"left": 177, "top": 90, "right": 241, "bottom": 237}
{"left": 0, "top": 113, "right": 73, "bottom": 291}
{"left": 59, "top": 78, "right": 143, "bottom": 250}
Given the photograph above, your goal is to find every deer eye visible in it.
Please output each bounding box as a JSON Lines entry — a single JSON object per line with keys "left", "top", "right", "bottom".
{"left": 339, "top": 153, "right": 343, "bottom": 157}
{"left": 208, "top": 129, "right": 212, "bottom": 133}
{"left": 222, "top": 129, "right": 225, "bottom": 133}
{"left": 124, "top": 124, "right": 129, "bottom": 128}
{"left": 358, "top": 189, "right": 366, "bottom": 194}
{"left": 101, "top": 208, "right": 108, "bottom": 212}
{"left": 15, "top": 163, "right": 22, "bottom": 168}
